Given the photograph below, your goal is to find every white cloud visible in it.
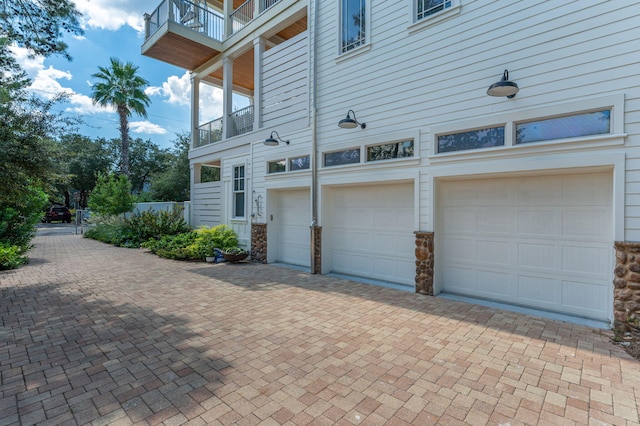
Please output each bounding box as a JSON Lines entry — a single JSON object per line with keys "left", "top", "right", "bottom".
{"left": 146, "top": 72, "right": 224, "bottom": 123}
{"left": 73, "top": 0, "right": 146, "bottom": 32}
{"left": 130, "top": 121, "right": 168, "bottom": 135}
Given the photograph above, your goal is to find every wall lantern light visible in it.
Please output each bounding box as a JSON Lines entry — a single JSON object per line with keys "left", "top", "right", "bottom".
{"left": 338, "top": 109, "right": 366, "bottom": 129}
{"left": 264, "top": 131, "right": 290, "bottom": 146}
{"left": 487, "top": 69, "right": 519, "bottom": 98}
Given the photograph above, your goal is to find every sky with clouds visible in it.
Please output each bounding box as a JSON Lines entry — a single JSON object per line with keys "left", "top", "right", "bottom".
{"left": 14, "top": 0, "right": 240, "bottom": 149}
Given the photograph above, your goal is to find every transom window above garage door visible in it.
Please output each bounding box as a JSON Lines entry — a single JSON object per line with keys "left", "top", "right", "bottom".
{"left": 267, "top": 155, "right": 310, "bottom": 174}
{"left": 516, "top": 110, "right": 610, "bottom": 144}
{"left": 367, "top": 140, "right": 414, "bottom": 161}
{"left": 431, "top": 95, "right": 623, "bottom": 158}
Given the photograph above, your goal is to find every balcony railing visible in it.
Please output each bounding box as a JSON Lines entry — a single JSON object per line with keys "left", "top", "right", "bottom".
{"left": 229, "top": 105, "right": 255, "bottom": 138}
{"left": 196, "top": 106, "right": 255, "bottom": 147}
{"left": 197, "top": 117, "right": 223, "bottom": 148}
{"left": 145, "top": 0, "right": 224, "bottom": 42}
{"left": 230, "top": 0, "right": 282, "bottom": 34}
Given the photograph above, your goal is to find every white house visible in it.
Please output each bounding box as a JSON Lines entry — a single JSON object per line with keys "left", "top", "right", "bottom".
{"left": 142, "top": 0, "right": 640, "bottom": 328}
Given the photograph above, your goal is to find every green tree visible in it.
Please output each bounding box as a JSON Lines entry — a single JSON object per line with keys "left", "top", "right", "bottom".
{"left": 0, "top": 0, "right": 83, "bottom": 60}
{"left": 88, "top": 173, "right": 135, "bottom": 217}
{"left": 149, "top": 133, "right": 191, "bottom": 202}
{"left": 59, "top": 134, "right": 113, "bottom": 207}
{"left": 106, "top": 137, "right": 172, "bottom": 194}
{"left": 91, "top": 58, "right": 151, "bottom": 177}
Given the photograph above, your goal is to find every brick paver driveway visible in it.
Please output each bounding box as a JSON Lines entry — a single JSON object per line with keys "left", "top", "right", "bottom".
{"left": 1, "top": 226, "right": 639, "bottom": 425}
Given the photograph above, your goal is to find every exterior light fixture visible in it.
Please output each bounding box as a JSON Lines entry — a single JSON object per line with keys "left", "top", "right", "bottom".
{"left": 338, "top": 109, "right": 366, "bottom": 129}
{"left": 264, "top": 131, "right": 289, "bottom": 146}
{"left": 487, "top": 69, "right": 519, "bottom": 98}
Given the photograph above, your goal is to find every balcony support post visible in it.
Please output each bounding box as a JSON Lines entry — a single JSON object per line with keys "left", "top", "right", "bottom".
{"left": 253, "top": 37, "right": 264, "bottom": 132}
{"left": 222, "top": 57, "right": 234, "bottom": 139}
{"left": 190, "top": 74, "right": 200, "bottom": 148}
{"left": 224, "top": 0, "right": 233, "bottom": 37}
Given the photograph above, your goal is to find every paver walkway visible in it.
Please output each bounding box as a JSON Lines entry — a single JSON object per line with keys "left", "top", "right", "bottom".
{"left": 1, "top": 226, "right": 639, "bottom": 425}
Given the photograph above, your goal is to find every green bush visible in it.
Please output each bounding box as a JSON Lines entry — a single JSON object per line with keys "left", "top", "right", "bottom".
{"left": 88, "top": 173, "right": 134, "bottom": 216}
{"left": 84, "top": 208, "right": 189, "bottom": 248}
{"left": 0, "top": 242, "right": 27, "bottom": 270}
{"left": 141, "top": 231, "right": 198, "bottom": 260}
{"left": 186, "top": 225, "right": 238, "bottom": 260}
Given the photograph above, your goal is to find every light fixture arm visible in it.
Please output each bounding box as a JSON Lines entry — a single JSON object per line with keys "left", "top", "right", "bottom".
{"left": 338, "top": 109, "right": 367, "bottom": 129}
{"left": 264, "top": 131, "right": 290, "bottom": 146}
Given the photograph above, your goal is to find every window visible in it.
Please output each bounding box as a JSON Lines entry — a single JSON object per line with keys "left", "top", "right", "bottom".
{"left": 437, "top": 126, "right": 505, "bottom": 153}
{"left": 324, "top": 148, "right": 361, "bottom": 167}
{"left": 289, "top": 156, "right": 310, "bottom": 171}
{"left": 516, "top": 110, "right": 611, "bottom": 144}
{"left": 267, "top": 160, "right": 286, "bottom": 174}
{"left": 341, "top": 0, "right": 366, "bottom": 53}
{"left": 367, "top": 140, "right": 414, "bottom": 161}
{"left": 233, "top": 165, "right": 245, "bottom": 218}
{"left": 416, "top": 0, "right": 451, "bottom": 21}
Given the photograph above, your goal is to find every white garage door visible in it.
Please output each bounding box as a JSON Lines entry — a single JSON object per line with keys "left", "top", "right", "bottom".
{"left": 329, "top": 184, "right": 415, "bottom": 286}
{"left": 439, "top": 172, "right": 612, "bottom": 320}
{"left": 274, "top": 189, "right": 310, "bottom": 267}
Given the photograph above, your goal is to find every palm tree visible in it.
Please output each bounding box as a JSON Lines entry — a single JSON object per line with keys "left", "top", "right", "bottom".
{"left": 91, "top": 58, "right": 150, "bottom": 176}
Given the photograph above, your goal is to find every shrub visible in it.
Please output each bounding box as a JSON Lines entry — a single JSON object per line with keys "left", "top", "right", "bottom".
{"left": 186, "top": 225, "right": 238, "bottom": 260}
{"left": 0, "top": 243, "right": 27, "bottom": 270}
{"left": 88, "top": 173, "right": 134, "bottom": 216}
{"left": 84, "top": 208, "right": 189, "bottom": 248}
{"left": 142, "top": 231, "right": 198, "bottom": 260}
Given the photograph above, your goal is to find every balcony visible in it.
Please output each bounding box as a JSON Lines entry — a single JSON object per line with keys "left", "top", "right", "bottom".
{"left": 196, "top": 105, "right": 255, "bottom": 148}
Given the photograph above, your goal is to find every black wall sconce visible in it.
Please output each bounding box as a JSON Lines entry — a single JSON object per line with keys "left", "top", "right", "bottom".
{"left": 264, "top": 131, "right": 290, "bottom": 146}
{"left": 338, "top": 109, "right": 366, "bottom": 129}
{"left": 487, "top": 69, "right": 519, "bottom": 98}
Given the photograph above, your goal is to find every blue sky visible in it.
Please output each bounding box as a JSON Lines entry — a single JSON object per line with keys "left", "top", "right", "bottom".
{"left": 13, "top": 1, "right": 228, "bottom": 149}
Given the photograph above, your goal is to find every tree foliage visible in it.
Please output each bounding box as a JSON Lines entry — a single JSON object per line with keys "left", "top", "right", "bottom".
{"left": 0, "top": 0, "right": 83, "bottom": 60}
{"left": 88, "top": 173, "right": 135, "bottom": 217}
{"left": 148, "top": 133, "right": 191, "bottom": 202}
{"left": 91, "top": 58, "right": 151, "bottom": 177}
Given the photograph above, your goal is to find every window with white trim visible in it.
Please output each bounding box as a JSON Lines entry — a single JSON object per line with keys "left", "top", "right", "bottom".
{"left": 416, "top": 0, "right": 452, "bottom": 21}
{"left": 341, "top": 0, "right": 366, "bottom": 54}
{"left": 515, "top": 110, "right": 611, "bottom": 144}
{"left": 437, "top": 126, "right": 505, "bottom": 153}
{"left": 232, "top": 165, "right": 245, "bottom": 218}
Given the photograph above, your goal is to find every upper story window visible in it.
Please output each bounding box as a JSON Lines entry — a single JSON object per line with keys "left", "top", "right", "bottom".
{"left": 417, "top": 0, "right": 452, "bottom": 21}
{"left": 233, "top": 165, "right": 245, "bottom": 218}
{"left": 341, "top": 0, "right": 367, "bottom": 54}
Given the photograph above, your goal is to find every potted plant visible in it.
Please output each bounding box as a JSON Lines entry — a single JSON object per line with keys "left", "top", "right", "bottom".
{"left": 222, "top": 247, "right": 249, "bottom": 263}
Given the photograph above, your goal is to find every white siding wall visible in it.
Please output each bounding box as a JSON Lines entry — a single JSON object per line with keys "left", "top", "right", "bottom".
{"left": 191, "top": 182, "right": 222, "bottom": 227}
{"left": 313, "top": 0, "right": 640, "bottom": 239}
{"left": 262, "top": 32, "right": 309, "bottom": 128}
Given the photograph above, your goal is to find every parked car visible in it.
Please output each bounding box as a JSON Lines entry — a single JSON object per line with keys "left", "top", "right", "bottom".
{"left": 44, "top": 206, "right": 72, "bottom": 223}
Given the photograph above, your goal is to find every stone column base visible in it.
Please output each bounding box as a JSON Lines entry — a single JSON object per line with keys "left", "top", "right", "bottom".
{"left": 614, "top": 241, "right": 640, "bottom": 331}
{"left": 415, "top": 231, "right": 434, "bottom": 295}
{"left": 251, "top": 223, "right": 267, "bottom": 264}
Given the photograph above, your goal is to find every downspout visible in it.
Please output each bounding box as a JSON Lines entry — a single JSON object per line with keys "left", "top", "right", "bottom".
{"left": 309, "top": 0, "right": 320, "bottom": 273}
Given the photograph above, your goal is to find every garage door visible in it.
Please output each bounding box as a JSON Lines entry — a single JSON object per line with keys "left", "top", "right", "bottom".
{"left": 439, "top": 172, "right": 612, "bottom": 320}
{"left": 329, "top": 183, "right": 415, "bottom": 286}
{"left": 274, "top": 189, "right": 310, "bottom": 267}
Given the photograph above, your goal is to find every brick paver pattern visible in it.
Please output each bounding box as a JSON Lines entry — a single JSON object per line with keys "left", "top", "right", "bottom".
{"left": 1, "top": 230, "right": 639, "bottom": 425}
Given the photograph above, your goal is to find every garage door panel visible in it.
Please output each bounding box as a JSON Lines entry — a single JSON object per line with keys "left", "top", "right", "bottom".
{"left": 517, "top": 275, "right": 558, "bottom": 304}
{"left": 440, "top": 172, "right": 612, "bottom": 320}
{"left": 477, "top": 240, "right": 510, "bottom": 265}
{"left": 443, "top": 209, "right": 476, "bottom": 232}
{"left": 477, "top": 270, "right": 511, "bottom": 295}
{"left": 563, "top": 210, "right": 609, "bottom": 237}
{"left": 562, "top": 280, "right": 609, "bottom": 312}
{"left": 561, "top": 245, "right": 609, "bottom": 276}
{"left": 518, "top": 210, "right": 561, "bottom": 235}
{"left": 517, "top": 242, "right": 557, "bottom": 270}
